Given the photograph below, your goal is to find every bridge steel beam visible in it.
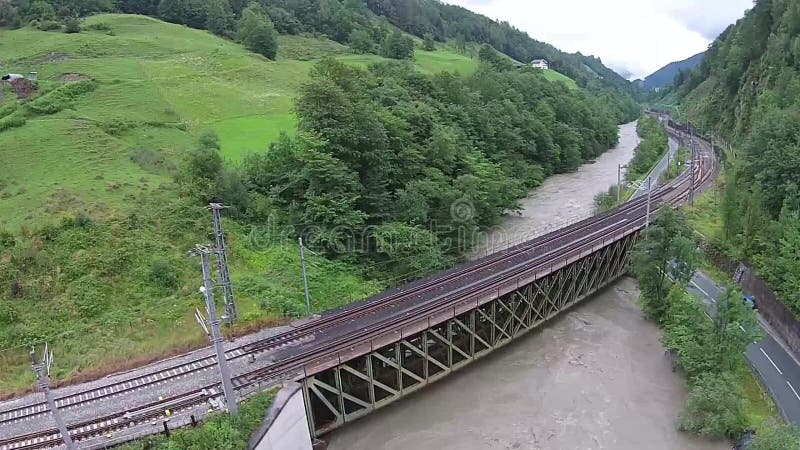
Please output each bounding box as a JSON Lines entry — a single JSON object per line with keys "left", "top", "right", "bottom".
{"left": 301, "top": 230, "right": 638, "bottom": 437}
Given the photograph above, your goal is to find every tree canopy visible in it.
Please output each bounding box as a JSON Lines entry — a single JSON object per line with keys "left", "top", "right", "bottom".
{"left": 671, "top": 0, "right": 800, "bottom": 318}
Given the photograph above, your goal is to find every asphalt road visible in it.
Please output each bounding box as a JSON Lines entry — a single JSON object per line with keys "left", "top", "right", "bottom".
{"left": 687, "top": 270, "right": 800, "bottom": 424}
{"left": 630, "top": 132, "right": 680, "bottom": 199}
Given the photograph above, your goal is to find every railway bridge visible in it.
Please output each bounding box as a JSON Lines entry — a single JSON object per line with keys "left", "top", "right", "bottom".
{"left": 0, "top": 128, "right": 717, "bottom": 449}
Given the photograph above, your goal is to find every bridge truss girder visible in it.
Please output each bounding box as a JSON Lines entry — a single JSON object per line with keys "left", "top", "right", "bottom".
{"left": 302, "top": 232, "right": 636, "bottom": 437}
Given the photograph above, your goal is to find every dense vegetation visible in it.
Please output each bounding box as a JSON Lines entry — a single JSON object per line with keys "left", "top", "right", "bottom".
{"left": 632, "top": 208, "right": 762, "bottom": 439}
{"left": 118, "top": 390, "right": 275, "bottom": 450}
{"left": 627, "top": 116, "right": 668, "bottom": 180}
{"left": 663, "top": 0, "right": 800, "bottom": 318}
{"left": 198, "top": 57, "right": 622, "bottom": 271}
{"left": 750, "top": 425, "right": 800, "bottom": 450}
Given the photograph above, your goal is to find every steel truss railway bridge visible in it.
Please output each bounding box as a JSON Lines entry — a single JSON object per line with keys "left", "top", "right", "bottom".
{"left": 0, "top": 127, "right": 717, "bottom": 449}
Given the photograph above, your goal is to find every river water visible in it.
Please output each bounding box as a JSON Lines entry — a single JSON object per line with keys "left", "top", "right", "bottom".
{"left": 471, "top": 121, "right": 640, "bottom": 258}
{"left": 327, "top": 122, "right": 726, "bottom": 450}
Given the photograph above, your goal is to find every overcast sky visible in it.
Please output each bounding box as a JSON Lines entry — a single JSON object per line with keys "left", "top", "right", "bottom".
{"left": 447, "top": 0, "right": 753, "bottom": 79}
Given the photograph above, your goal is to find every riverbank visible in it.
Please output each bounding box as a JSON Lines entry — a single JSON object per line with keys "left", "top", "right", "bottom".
{"left": 471, "top": 121, "right": 640, "bottom": 258}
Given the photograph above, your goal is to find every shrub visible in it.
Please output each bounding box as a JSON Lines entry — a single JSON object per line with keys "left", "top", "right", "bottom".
{"left": 750, "top": 425, "right": 800, "bottom": 450}
{"left": 117, "top": 391, "right": 275, "bottom": 450}
{"left": 35, "top": 20, "right": 62, "bottom": 31}
{"left": 0, "top": 301, "right": 18, "bottom": 325}
{"left": 130, "top": 147, "right": 177, "bottom": 176}
{"left": 64, "top": 16, "right": 80, "bottom": 33}
{"left": 70, "top": 276, "right": 108, "bottom": 318}
{"left": 148, "top": 259, "right": 179, "bottom": 290}
{"left": 26, "top": 80, "right": 97, "bottom": 115}
{"left": 0, "top": 230, "right": 14, "bottom": 251}
{"left": 679, "top": 372, "right": 748, "bottom": 439}
{"left": 260, "top": 295, "right": 304, "bottom": 318}
{"left": 0, "top": 113, "right": 26, "bottom": 132}
{"left": 0, "top": 100, "right": 18, "bottom": 119}
{"left": 9, "top": 246, "right": 49, "bottom": 274}
{"left": 100, "top": 118, "right": 137, "bottom": 135}
{"left": 61, "top": 212, "right": 93, "bottom": 230}
{"left": 84, "top": 22, "right": 112, "bottom": 31}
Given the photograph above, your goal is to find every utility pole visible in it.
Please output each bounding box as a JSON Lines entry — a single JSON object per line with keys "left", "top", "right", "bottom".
{"left": 617, "top": 164, "right": 627, "bottom": 204}
{"left": 31, "top": 345, "right": 76, "bottom": 450}
{"left": 298, "top": 237, "right": 312, "bottom": 317}
{"left": 191, "top": 245, "right": 238, "bottom": 415}
{"left": 645, "top": 176, "right": 652, "bottom": 227}
{"left": 689, "top": 124, "right": 696, "bottom": 206}
{"left": 209, "top": 203, "right": 237, "bottom": 324}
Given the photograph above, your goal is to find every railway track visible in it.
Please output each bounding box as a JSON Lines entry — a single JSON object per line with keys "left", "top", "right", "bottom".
{"left": 0, "top": 129, "right": 718, "bottom": 449}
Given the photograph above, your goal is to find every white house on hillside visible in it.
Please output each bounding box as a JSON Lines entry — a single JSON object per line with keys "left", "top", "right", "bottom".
{"left": 530, "top": 59, "right": 549, "bottom": 70}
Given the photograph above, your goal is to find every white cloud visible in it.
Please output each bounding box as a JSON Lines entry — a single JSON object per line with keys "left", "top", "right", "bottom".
{"left": 446, "top": 0, "right": 752, "bottom": 79}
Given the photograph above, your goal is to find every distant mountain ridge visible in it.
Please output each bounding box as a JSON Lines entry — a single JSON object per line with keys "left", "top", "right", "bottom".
{"left": 644, "top": 51, "right": 706, "bottom": 90}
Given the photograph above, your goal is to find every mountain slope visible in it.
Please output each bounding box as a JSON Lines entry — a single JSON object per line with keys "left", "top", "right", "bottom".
{"left": 364, "top": 0, "right": 638, "bottom": 117}
{"left": 644, "top": 51, "right": 705, "bottom": 90}
{"left": 672, "top": 0, "right": 800, "bottom": 320}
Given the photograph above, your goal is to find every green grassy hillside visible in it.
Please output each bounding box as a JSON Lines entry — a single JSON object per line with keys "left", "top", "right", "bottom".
{"left": 541, "top": 68, "right": 578, "bottom": 89}
{"left": 0, "top": 14, "right": 479, "bottom": 229}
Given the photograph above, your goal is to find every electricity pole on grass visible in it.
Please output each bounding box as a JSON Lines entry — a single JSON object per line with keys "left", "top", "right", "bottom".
{"left": 31, "top": 344, "right": 76, "bottom": 450}
{"left": 299, "top": 237, "right": 312, "bottom": 317}
{"left": 190, "top": 245, "right": 238, "bottom": 415}
{"left": 209, "top": 203, "right": 237, "bottom": 324}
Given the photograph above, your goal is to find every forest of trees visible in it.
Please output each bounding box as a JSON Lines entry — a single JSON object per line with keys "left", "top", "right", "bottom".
{"left": 632, "top": 208, "right": 761, "bottom": 440}
{"left": 183, "top": 57, "right": 622, "bottom": 275}
{"left": 670, "top": 0, "right": 800, "bottom": 317}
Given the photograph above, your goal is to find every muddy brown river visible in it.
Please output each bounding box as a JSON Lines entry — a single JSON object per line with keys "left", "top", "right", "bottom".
{"left": 327, "top": 122, "right": 728, "bottom": 450}
{"left": 471, "top": 121, "right": 641, "bottom": 258}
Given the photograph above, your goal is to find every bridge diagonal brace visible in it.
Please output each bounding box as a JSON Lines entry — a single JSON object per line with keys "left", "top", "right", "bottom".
{"left": 403, "top": 337, "right": 449, "bottom": 374}
{"left": 458, "top": 315, "right": 491, "bottom": 351}
{"left": 376, "top": 346, "right": 424, "bottom": 387}
{"left": 429, "top": 327, "right": 471, "bottom": 362}
{"left": 308, "top": 382, "right": 342, "bottom": 422}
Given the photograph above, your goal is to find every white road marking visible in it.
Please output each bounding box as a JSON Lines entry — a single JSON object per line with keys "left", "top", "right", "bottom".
{"left": 788, "top": 381, "right": 800, "bottom": 402}
{"left": 690, "top": 279, "right": 711, "bottom": 300}
{"left": 761, "top": 347, "right": 783, "bottom": 375}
